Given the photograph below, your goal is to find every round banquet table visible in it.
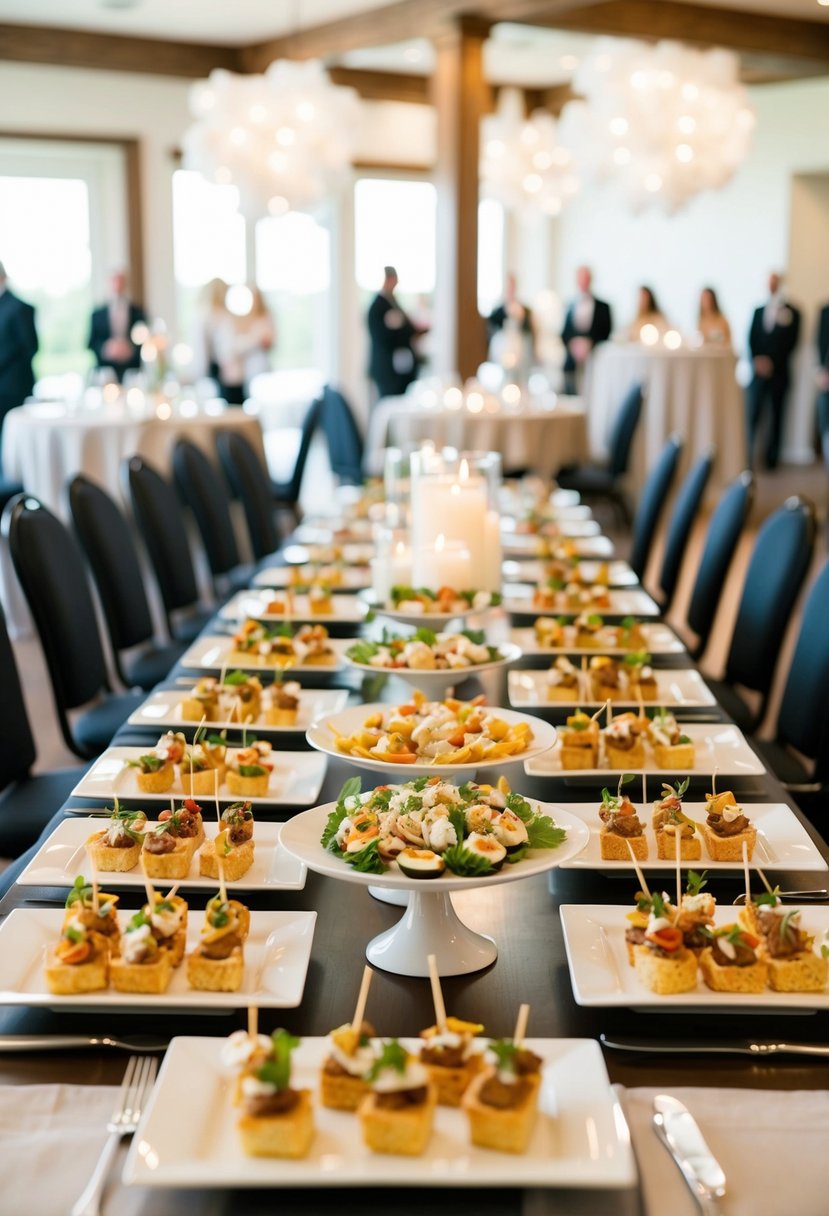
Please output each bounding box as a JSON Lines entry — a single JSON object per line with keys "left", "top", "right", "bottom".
{"left": 584, "top": 343, "right": 747, "bottom": 495}
{"left": 365, "top": 395, "right": 588, "bottom": 478}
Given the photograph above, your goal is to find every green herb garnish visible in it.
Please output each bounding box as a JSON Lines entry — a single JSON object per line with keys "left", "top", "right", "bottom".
{"left": 366, "top": 1039, "right": 408, "bottom": 1082}
{"left": 256, "top": 1029, "right": 300, "bottom": 1091}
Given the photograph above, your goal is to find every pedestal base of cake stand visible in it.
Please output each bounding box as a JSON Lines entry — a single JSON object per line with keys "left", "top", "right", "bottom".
{"left": 365, "top": 889, "right": 497, "bottom": 977}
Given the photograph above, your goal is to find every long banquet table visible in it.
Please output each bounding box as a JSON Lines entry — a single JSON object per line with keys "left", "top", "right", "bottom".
{"left": 1, "top": 526, "right": 828, "bottom": 1214}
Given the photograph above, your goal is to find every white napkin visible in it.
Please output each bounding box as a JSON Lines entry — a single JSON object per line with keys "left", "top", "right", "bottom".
{"left": 620, "top": 1086, "right": 829, "bottom": 1216}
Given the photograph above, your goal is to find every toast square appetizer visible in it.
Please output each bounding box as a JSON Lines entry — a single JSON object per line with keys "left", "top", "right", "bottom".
{"left": 45, "top": 919, "right": 110, "bottom": 996}
{"left": 623, "top": 652, "right": 658, "bottom": 701}
{"left": 588, "top": 656, "right": 621, "bottom": 702}
{"left": 62, "top": 876, "right": 121, "bottom": 957}
{"left": 462, "top": 1037, "right": 543, "bottom": 1154}
{"left": 703, "top": 791, "right": 756, "bottom": 862}
{"left": 200, "top": 801, "right": 255, "bottom": 882}
{"left": 126, "top": 731, "right": 186, "bottom": 794}
{"left": 544, "top": 656, "right": 581, "bottom": 702}
{"left": 419, "top": 1016, "right": 484, "bottom": 1107}
{"left": 264, "top": 679, "right": 302, "bottom": 727}
{"left": 699, "top": 924, "right": 767, "bottom": 993}
{"left": 226, "top": 741, "right": 273, "bottom": 799}
{"left": 598, "top": 783, "right": 648, "bottom": 861}
{"left": 110, "top": 910, "right": 173, "bottom": 994}
{"left": 142, "top": 801, "right": 204, "bottom": 880}
{"left": 652, "top": 779, "right": 701, "bottom": 861}
{"left": 320, "top": 1021, "right": 376, "bottom": 1111}
{"left": 180, "top": 676, "right": 220, "bottom": 722}
{"left": 647, "top": 710, "right": 695, "bottom": 770}
{"left": 237, "top": 1030, "right": 314, "bottom": 1159}
{"left": 186, "top": 894, "right": 250, "bottom": 992}
{"left": 358, "top": 1040, "right": 436, "bottom": 1156}
{"left": 222, "top": 671, "right": 264, "bottom": 723}
{"left": 603, "top": 712, "right": 646, "bottom": 769}
{"left": 179, "top": 743, "right": 219, "bottom": 796}
{"left": 739, "top": 893, "right": 829, "bottom": 992}
{"left": 86, "top": 802, "right": 146, "bottom": 872}
{"left": 674, "top": 870, "right": 716, "bottom": 955}
{"left": 142, "top": 890, "right": 188, "bottom": 967}
{"left": 631, "top": 894, "right": 698, "bottom": 995}
{"left": 559, "top": 711, "right": 599, "bottom": 770}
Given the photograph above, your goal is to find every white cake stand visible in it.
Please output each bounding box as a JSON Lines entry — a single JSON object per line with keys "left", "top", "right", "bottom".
{"left": 279, "top": 802, "right": 589, "bottom": 978}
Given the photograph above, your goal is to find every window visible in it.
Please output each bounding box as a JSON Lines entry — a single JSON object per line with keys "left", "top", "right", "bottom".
{"left": 354, "top": 178, "right": 437, "bottom": 296}
{"left": 255, "top": 210, "right": 330, "bottom": 371}
{"left": 478, "top": 197, "right": 505, "bottom": 316}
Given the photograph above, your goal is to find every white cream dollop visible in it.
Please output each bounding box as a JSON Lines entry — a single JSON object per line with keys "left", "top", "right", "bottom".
{"left": 221, "top": 1030, "right": 273, "bottom": 1070}
{"left": 371, "top": 1058, "right": 429, "bottom": 1093}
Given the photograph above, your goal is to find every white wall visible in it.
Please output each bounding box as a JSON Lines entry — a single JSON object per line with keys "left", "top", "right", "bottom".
{"left": 553, "top": 76, "right": 829, "bottom": 463}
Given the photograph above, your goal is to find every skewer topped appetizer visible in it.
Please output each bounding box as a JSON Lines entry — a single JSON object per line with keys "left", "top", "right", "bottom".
{"left": 237, "top": 1029, "right": 314, "bottom": 1159}
{"left": 200, "top": 801, "right": 256, "bottom": 881}
{"left": 86, "top": 801, "right": 146, "bottom": 872}
{"left": 647, "top": 709, "right": 695, "bottom": 769}
{"left": 126, "top": 731, "right": 186, "bottom": 794}
{"left": 320, "top": 965, "right": 377, "bottom": 1111}
{"left": 63, "top": 874, "right": 121, "bottom": 956}
{"left": 419, "top": 955, "right": 484, "bottom": 1107}
{"left": 358, "top": 1039, "right": 437, "bottom": 1157}
{"left": 652, "top": 778, "right": 701, "bottom": 861}
{"left": 703, "top": 789, "right": 756, "bottom": 862}
{"left": 598, "top": 776, "right": 648, "bottom": 861}
{"left": 186, "top": 880, "right": 250, "bottom": 993}
{"left": 699, "top": 924, "right": 767, "bottom": 993}
{"left": 461, "top": 1003, "right": 543, "bottom": 1154}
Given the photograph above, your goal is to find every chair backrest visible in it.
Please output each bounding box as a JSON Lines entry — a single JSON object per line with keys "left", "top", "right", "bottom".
{"left": 686, "top": 471, "right": 754, "bottom": 653}
{"left": 320, "top": 385, "right": 364, "bottom": 484}
{"left": 68, "top": 474, "right": 155, "bottom": 655}
{"left": 776, "top": 560, "right": 829, "bottom": 773}
{"left": 216, "top": 430, "right": 280, "bottom": 561}
{"left": 279, "top": 396, "right": 322, "bottom": 505}
{"left": 627, "top": 434, "right": 683, "bottom": 580}
{"left": 724, "top": 496, "right": 816, "bottom": 697}
{"left": 0, "top": 596, "right": 36, "bottom": 788}
{"left": 607, "top": 383, "right": 643, "bottom": 479}
{"left": 173, "top": 440, "right": 241, "bottom": 580}
{"left": 123, "top": 456, "right": 200, "bottom": 617}
{"left": 4, "top": 495, "right": 108, "bottom": 716}
{"left": 656, "top": 449, "right": 715, "bottom": 610}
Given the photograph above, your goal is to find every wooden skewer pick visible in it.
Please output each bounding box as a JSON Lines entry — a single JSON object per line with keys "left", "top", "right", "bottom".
{"left": 590, "top": 698, "right": 609, "bottom": 723}
{"left": 626, "top": 839, "right": 651, "bottom": 899}
{"left": 513, "top": 1003, "right": 530, "bottom": 1046}
{"left": 214, "top": 767, "right": 222, "bottom": 828}
{"left": 756, "top": 864, "right": 774, "bottom": 895}
{"left": 427, "top": 954, "right": 447, "bottom": 1032}
{"left": 351, "top": 964, "right": 374, "bottom": 1033}
{"left": 165, "top": 884, "right": 180, "bottom": 902}
{"left": 89, "top": 855, "right": 100, "bottom": 917}
{"left": 742, "top": 838, "right": 751, "bottom": 907}
{"left": 217, "top": 856, "right": 228, "bottom": 905}
{"left": 139, "top": 854, "right": 156, "bottom": 913}
{"left": 675, "top": 825, "right": 682, "bottom": 910}
{"left": 642, "top": 770, "right": 647, "bottom": 808}
{"left": 248, "top": 1005, "right": 258, "bottom": 1042}
{"left": 711, "top": 767, "right": 718, "bottom": 798}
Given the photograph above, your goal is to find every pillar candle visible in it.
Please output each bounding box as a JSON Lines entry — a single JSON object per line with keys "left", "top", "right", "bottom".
{"left": 371, "top": 541, "right": 413, "bottom": 602}
{"left": 412, "top": 536, "right": 472, "bottom": 590}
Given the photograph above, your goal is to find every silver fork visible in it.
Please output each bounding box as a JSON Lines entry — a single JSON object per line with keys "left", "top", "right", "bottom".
{"left": 70, "top": 1055, "right": 158, "bottom": 1216}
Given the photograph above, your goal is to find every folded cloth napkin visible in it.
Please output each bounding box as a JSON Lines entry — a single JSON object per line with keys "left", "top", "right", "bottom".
{"left": 620, "top": 1086, "right": 829, "bottom": 1216}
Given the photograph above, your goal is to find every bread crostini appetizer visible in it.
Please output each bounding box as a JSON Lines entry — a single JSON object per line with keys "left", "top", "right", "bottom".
{"left": 63, "top": 875, "right": 121, "bottom": 956}
{"left": 126, "top": 731, "right": 186, "bottom": 794}
{"left": 630, "top": 891, "right": 698, "bottom": 995}
{"left": 186, "top": 892, "right": 250, "bottom": 992}
{"left": 699, "top": 924, "right": 767, "bottom": 993}
{"left": 647, "top": 709, "right": 695, "bottom": 770}
{"left": 358, "top": 1039, "right": 437, "bottom": 1156}
{"left": 598, "top": 780, "right": 648, "bottom": 861}
{"left": 544, "top": 656, "right": 581, "bottom": 702}
{"left": 559, "top": 710, "right": 600, "bottom": 770}
{"left": 85, "top": 801, "right": 146, "bottom": 872}
{"left": 237, "top": 1030, "right": 314, "bottom": 1159}
{"left": 200, "top": 801, "right": 255, "bottom": 882}
{"left": 703, "top": 791, "right": 756, "bottom": 862}
{"left": 225, "top": 740, "right": 273, "bottom": 798}
{"left": 142, "top": 801, "right": 203, "bottom": 880}
{"left": 739, "top": 891, "right": 829, "bottom": 992}
{"left": 652, "top": 778, "right": 701, "bottom": 861}
{"left": 110, "top": 908, "right": 174, "bottom": 994}
{"left": 44, "top": 919, "right": 110, "bottom": 996}
{"left": 462, "top": 1005, "right": 542, "bottom": 1155}
{"left": 603, "top": 711, "right": 647, "bottom": 769}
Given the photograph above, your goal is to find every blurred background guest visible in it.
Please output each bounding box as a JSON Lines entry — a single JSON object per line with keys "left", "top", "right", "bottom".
{"left": 697, "top": 286, "right": 732, "bottom": 346}
{"left": 627, "top": 286, "right": 668, "bottom": 341}
{"left": 191, "top": 277, "right": 229, "bottom": 384}
{"left": 487, "top": 272, "right": 535, "bottom": 379}
{"left": 214, "top": 286, "right": 275, "bottom": 405}
{"left": 88, "top": 268, "right": 145, "bottom": 382}
{"left": 746, "top": 271, "right": 801, "bottom": 470}
{"left": 0, "top": 260, "right": 38, "bottom": 446}
{"left": 561, "top": 265, "right": 612, "bottom": 393}
{"left": 816, "top": 298, "right": 829, "bottom": 465}
{"left": 367, "top": 265, "right": 425, "bottom": 401}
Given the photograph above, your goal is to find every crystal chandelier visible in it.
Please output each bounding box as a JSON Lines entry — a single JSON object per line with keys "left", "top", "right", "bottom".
{"left": 481, "top": 88, "right": 579, "bottom": 217}
{"left": 183, "top": 59, "right": 360, "bottom": 220}
{"left": 558, "top": 38, "right": 755, "bottom": 214}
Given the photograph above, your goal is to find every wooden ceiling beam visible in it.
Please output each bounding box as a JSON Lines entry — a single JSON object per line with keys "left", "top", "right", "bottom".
{"left": 0, "top": 22, "right": 241, "bottom": 78}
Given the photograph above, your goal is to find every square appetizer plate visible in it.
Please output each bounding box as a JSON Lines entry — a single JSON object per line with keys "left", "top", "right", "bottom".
{"left": 501, "top": 585, "right": 660, "bottom": 618}
{"left": 178, "top": 635, "right": 350, "bottom": 673}
{"left": 555, "top": 803, "right": 828, "bottom": 872}
{"left": 69, "top": 748, "right": 327, "bottom": 808}
{"left": 253, "top": 565, "right": 371, "bottom": 592}
{"left": 282, "top": 542, "right": 375, "bottom": 567}
{"left": 524, "top": 723, "right": 765, "bottom": 779}
{"left": 16, "top": 819, "right": 308, "bottom": 891}
{"left": 560, "top": 904, "right": 829, "bottom": 1010}
{"left": 217, "top": 591, "right": 367, "bottom": 625}
{"left": 509, "top": 668, "right": 716, "bottom": 711}
{"left": 127, "top": 688, "right": 349, "bottom": 737}
{"left": 502, "top": 534, "right": 614, "bottom": 559}
{"left": 0, "top": 908, "right": 316, "bottom": 1011}
{"left": 123, "top": 1036, "right": 636, "bottom": 1189}
{"left": 502, "top": 559, "right": 638, "bottom": 587}
{"left": 510, "top": 624, "right": 685, "bottom": 657}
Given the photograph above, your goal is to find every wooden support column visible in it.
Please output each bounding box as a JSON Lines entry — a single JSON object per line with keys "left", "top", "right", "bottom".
{"left": 430, "top": 17, "right": 490, "bottom": 380}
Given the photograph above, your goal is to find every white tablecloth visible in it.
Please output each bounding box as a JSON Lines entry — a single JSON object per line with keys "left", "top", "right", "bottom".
{"left": 365, "top": 396, "right": 588, "bottom": 478}
{"left": 585, "top": 343, "right": 746, "bottom": 495}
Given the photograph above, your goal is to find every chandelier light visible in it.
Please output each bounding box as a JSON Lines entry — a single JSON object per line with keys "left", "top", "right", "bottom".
{"left": 481, "top": 88, "right": 579, "bottom": 217}
{"left": 558, "top": 38, "right": 755, "bottom": 214}
{"left": 182, "top": 59, "right": 360, "bottom": 220}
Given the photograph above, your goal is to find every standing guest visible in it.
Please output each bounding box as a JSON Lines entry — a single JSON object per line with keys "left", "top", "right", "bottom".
{"left": 0, "top": 261, "right": 38, "bottom": 445}
{"left": 191, "top": 277, "right": 229, "bottom": 383}
{"left": 214, "top": 286, "right": 275, "bottom": 405}
{"left": 88, "top": 268, "right": 146, "bottom": 382}
{"left": 561, "top": 265, "right": 612, "bottom": 394}
{"left": 487, "top": 272, "right": 535, "bottom": 377}
{"left": 746, "top": 271, "right": 801, "bottom": 471}
{"left": 697, "top": 286, "right": 732, "bottom": 346}
{"left": 627, "top": 286, "right": 669, "bottom": 342}
{"left": 815, "top": 299, "right": 829, "bottom": 465}
{"left": 367, "top": 266, "right": 425, "bottom": 401}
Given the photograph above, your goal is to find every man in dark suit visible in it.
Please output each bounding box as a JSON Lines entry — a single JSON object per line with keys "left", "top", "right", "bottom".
{"left": 745, "top": 272, "right": 801, "bottom": 470}
{"left": 816, "top": 301, "right": 829, "bottom": 466}
{"left": 367, "top": 266, "right": 425, "bottom": 401}
{"left": 88, "top": 269, "right": 146, "bottom": 382}
{"left": 561, "top": 265, "right": 612, "bottom": 394}
{"left": 0, "top": 262, "right": 38, "bottom": 446}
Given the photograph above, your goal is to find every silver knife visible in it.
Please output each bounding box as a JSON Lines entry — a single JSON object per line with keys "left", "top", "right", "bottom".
{"left": 653, "top": 1094, "right": 726, "bottom": 1216}
{"left": 601, "top": 1034, "right": 829, "bottom": 1058}
{"left": 0, "top": 1035, "right": 168, "bottom": 1053}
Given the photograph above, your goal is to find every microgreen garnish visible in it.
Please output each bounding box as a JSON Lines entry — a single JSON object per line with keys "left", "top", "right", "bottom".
{"left": 367, "top": 1039, "right": 408, "bottom": 1082}
{"left": 255, "top": 1029, "right": 299, "bottom": 1091}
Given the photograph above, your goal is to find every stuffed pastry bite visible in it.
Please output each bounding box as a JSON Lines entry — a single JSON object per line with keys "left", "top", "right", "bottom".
{"left": 44, "top": 919, "right": 110, "bottom": 995}
{"left": 652, "top": 778, "right": 700, "bottom": 861}
{"left": 647, "top": 709, "right": 695, "bottom": 770}
{"left": 186, "top": 894, "right": 250, "bottom": 991}
{"left": 86, "top": 802, "right": 146, "bottom": 872}
{"left": 358, "top": 1039, "right": 436, "bottom": 1156}
{"left": 63, "top": 875, "right": 121, "bottom": 957}
{"left": 703, "top": 791, "right": 756, "bottom": 862}
{"left": 110, "top": 909, "right": 173, "bottom": 994}
{"left": 237, "top": 1030, "right": 314, "bottom": 1159}
{"left": 419, "top": 1016, "right": 484, "bottom": 1107}
{"left": 226, "top": 741, "right": 273, "bottom": 798}
{"left": 559, "top": 711, "right": 599, "bottom": 770}
{"left": 200, "top": 801, "right": 255, "bottom": 882}
{"left": 319, "top": 1021, "right": 376, "bottom": 1111}
{"left": 598, "top": 783, "right": 648, "bottom": 861}
{"left": 699, "top": 924, "right": 767, "bottom": 993}
{"left": 462, "top": 1037, "right": 543, "bottom": 1154}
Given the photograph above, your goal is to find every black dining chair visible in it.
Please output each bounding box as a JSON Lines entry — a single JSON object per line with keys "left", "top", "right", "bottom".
{"left": 123, "top": 455, "right": 214, "bottom": 643}
{"left": 173, "top": 439, "right": 252, "bottom": 596}
{"left": 319, "top": 385, "right": 364, "bottom": 485}
{"left": 0, "top": 599, "right": 88, "bottom": 858}
{"left": 4, "top": 494, "right": 146, "bottom": 761}
{"left": 67, "top": 475, "right": 185, "bottom": 690}
{"left": 627, "top": 434, "right": 683, "bottom": 582}
{"left": 653, "top": 449, "right": 715, "bottom": 613}
{"left": 557, "top": 382, "right": 643, "bottom": 524}
{"left": 703, "top": 495, "right": 816, "bottom": 733}
{"left": 684, "top": 471, "right": 754, "bottom": 661}
{"left": 272, "top": 396, "right": 322, "bottom": 524}
{"left": 216, "top": 429, "right": 281, "bottom": 562}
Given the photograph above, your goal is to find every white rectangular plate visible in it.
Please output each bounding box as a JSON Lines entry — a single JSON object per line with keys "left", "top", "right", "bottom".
{"left": 524, "top": 723, "right": 765, "bottom": 778}
{"left": 0, "top": 908, "right": 316, "bottom": 1010}
{"left": 179, "top": 635, "right": 350, "bottom": 673}
{"left": 555, "top": 803, "right": 827, "bottom": 872}
{"left": 509, "top": 668, "right": 716, "bottom": 710}
{"left": 69, "top": 747, "right": 327, "bottom": 807}
{"left": 282, "top": 542, "right": 374, "bottom": 567}
{"left": 560, "top": 904, "right": 829, "bottom": 1009}
{"left": 16, "top": 819, "right": 308, "bottom": 891}
{"left": 511, "top": 624, "right": 685, "bottom": 657}
{"left": 127, "top": 688, "right": 349, "bottom": 736}
{"left": 501, "top": 519, "right": 601, "bottom": 540}
{"left": 123, "top": 1036, "right": 636, "bottom": 1189}
{"left": 502, "top": 535, "right": 614, "bottom": 559}
{"left": 502, "top": 585, "right": 660, "bottom": 618}
{"left": 253, "top": 566, "right": 371, "bottom": 592}
{"left": 503, "top": 559, "right": 638, "bottom": 587}
{"left": 218, "top": 592, "right": 366, "bottom": 624}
